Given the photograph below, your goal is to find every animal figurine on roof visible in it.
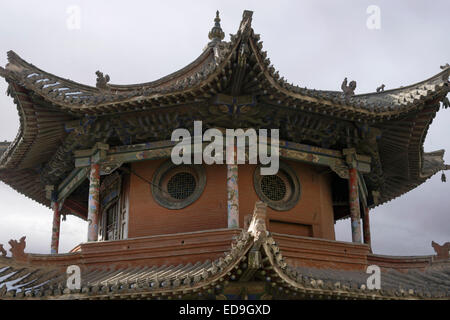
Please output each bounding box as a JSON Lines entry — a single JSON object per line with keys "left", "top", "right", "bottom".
{"left": 431, "top": 241, "right": 450, "bottom": 260}
{"left": 341, "top": 77, "right": 357, "bottom": 98}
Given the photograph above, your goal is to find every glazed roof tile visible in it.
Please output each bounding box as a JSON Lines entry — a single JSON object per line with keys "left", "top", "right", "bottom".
{"left": 0, "top": 203, "right": 448, "bottom": 300}
{"left": 0, "top": 11, "right": 447, "bottom": 118}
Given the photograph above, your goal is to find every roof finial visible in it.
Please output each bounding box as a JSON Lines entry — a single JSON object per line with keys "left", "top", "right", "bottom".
{"left": 208, "top": 10, "right": 225, "bottom": 43}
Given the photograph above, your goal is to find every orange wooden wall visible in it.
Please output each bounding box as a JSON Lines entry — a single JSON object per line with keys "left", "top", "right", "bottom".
{"left": 238, "top": 161, "right": 335, "bottom": 240}
{"left": 127, "top": 159, "right": 335, "bottom": 240}
{"left": 128, "top": 159, "right": 228, "bottom": 238}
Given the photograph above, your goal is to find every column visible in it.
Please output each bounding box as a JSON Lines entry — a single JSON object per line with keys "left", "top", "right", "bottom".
{"left": 226, "top": 143, "right": 239, "bottom": 228}
{"left": 344, "top": 148, "right": 362, "bottom": 243}
{"left": 50, "top": 199, "right": 61, "bottom": 254}
{"left": 87, "top": 162, "right": 100, "bottom": 241}
{"left": 363, "top": 206, "right": 372, "bottom": 251}
{"left": 84, "top": 143, "right": 108, "bottom": 242}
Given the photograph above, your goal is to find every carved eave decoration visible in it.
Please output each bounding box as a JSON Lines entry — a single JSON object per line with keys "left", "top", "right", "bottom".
{"left": 0, "top": 203, "right": 449, "bottom": 300}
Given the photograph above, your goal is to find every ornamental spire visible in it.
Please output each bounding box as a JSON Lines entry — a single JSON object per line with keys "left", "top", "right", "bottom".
{"left": 208, "top": 10, "right": 225, "bottom": 43}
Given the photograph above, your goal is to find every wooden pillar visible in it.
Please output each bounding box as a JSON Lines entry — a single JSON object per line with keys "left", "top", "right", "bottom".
{"left": 50, "top": 199, "right": 61, "bottom": 254}
{"left": 87, "top": 163, "right": 101, "bottom": 241}
{"left": 348, "top": 167, "right": 362, "bottom": 242}
{"left": 344, "top": 148, "right": 362, "bottom": 243}
{"left": 226, "top": 144, "right": 239, "bottom": 228}
{"left": 363, "top": 206, "right": 372, "bottom": 250}
{"left": 83, "top": 143, "right": 108, "bottom": 242}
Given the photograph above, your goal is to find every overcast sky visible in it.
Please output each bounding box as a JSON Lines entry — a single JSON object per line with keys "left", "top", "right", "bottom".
{"left": 0, "top": 0, "right": 448, "bottom": 256}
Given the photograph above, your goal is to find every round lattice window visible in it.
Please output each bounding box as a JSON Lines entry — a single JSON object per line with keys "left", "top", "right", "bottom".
{"left": 152, "top": 161, "right": 206, "bottom": 210}
{"left": 167, "top": 172, "right": 197, "bottom": 200}
{"left": 254, "top": 162, "right": 300, "bottom": 211}
{"left": 260, "top": 175, "right": 287, "bottom": 201}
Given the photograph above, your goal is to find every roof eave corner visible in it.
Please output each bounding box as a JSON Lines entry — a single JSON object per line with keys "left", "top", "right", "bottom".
{"left": 420, "top": 149, "right": 447, "bottom": 179}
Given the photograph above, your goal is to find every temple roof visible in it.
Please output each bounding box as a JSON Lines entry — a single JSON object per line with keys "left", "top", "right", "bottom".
{"left": 0, "top": 10, "right": 448, "bottom": 215}
{"left": 1, "top": 203, "right": 449, "bottom": 300}
{"left": 0, "top": 20, "right": 447, "bottom": 118}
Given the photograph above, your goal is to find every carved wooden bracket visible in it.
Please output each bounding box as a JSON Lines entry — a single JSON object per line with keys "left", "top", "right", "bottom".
{"left": 329, "top": 161, "right": 349, "bottom": 179}
{"left": 74, "top": 142, "right": 109, "bottom": 166}
{"left": 100, "top": 160, "right": 123, "bottom": 176}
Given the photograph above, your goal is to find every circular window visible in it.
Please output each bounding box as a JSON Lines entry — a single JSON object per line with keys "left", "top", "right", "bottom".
{"left": 261, "top": 175, "right": 287, "bottom": 201}
{"left": 152, "top": 161, "right": 206, "bottom": 210}
{"left": 167, "top": 172, "right": 197, "bottom": 200}
{"left": 253, "top": 162, "right": 300, "bottom": 211}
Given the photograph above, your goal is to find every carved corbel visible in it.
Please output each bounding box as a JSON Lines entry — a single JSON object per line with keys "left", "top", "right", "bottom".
{"left": 91, "top": 143, "right": 109, "bottom": 164}
{"left": 75, "top": 142, "right": 109, "bottom": 167}
{"left": 100, "top": 160, "right": 123, "bottom": 176}
{"left": 329, "top": 160, "right": 349, "bottom": 179}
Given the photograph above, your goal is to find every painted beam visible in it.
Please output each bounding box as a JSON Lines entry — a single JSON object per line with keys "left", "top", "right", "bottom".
{"left": 108, "top": 140, "right": 177, "bottom": 154}
{"left": 73, "top": 138, "right": 371, "bottom": 175}
{"left": 104, "top": 148, "right": 173, "bottom": 166}
{"left": 62, "top": 199, "right": 88, "bottom": 219}
{"left": 58, "top": 136, "right": 371, "bottom": 211}
{"left": 279, "top": 148, "right": 349, "bottom": 171}
{"left": 75, "top": 146, "right": 175, "bottom": 168}
{"left": 57, "top": 166, "right": 89, "bottom": 202}
{"left": 279, "top": 140, "right": 343, "bottom": 158}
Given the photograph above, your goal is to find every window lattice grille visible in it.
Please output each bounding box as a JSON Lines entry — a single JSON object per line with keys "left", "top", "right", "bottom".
{"left": 260, "top": 175, "right": 287, "bottom": 202}
{"left": 167, "top": 172, "right": 197, "bottom": 200}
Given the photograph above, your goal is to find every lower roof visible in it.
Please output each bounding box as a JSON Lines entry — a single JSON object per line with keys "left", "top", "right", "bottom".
{"left": 0, "top": 202, "right": 448, "bottom": 300}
